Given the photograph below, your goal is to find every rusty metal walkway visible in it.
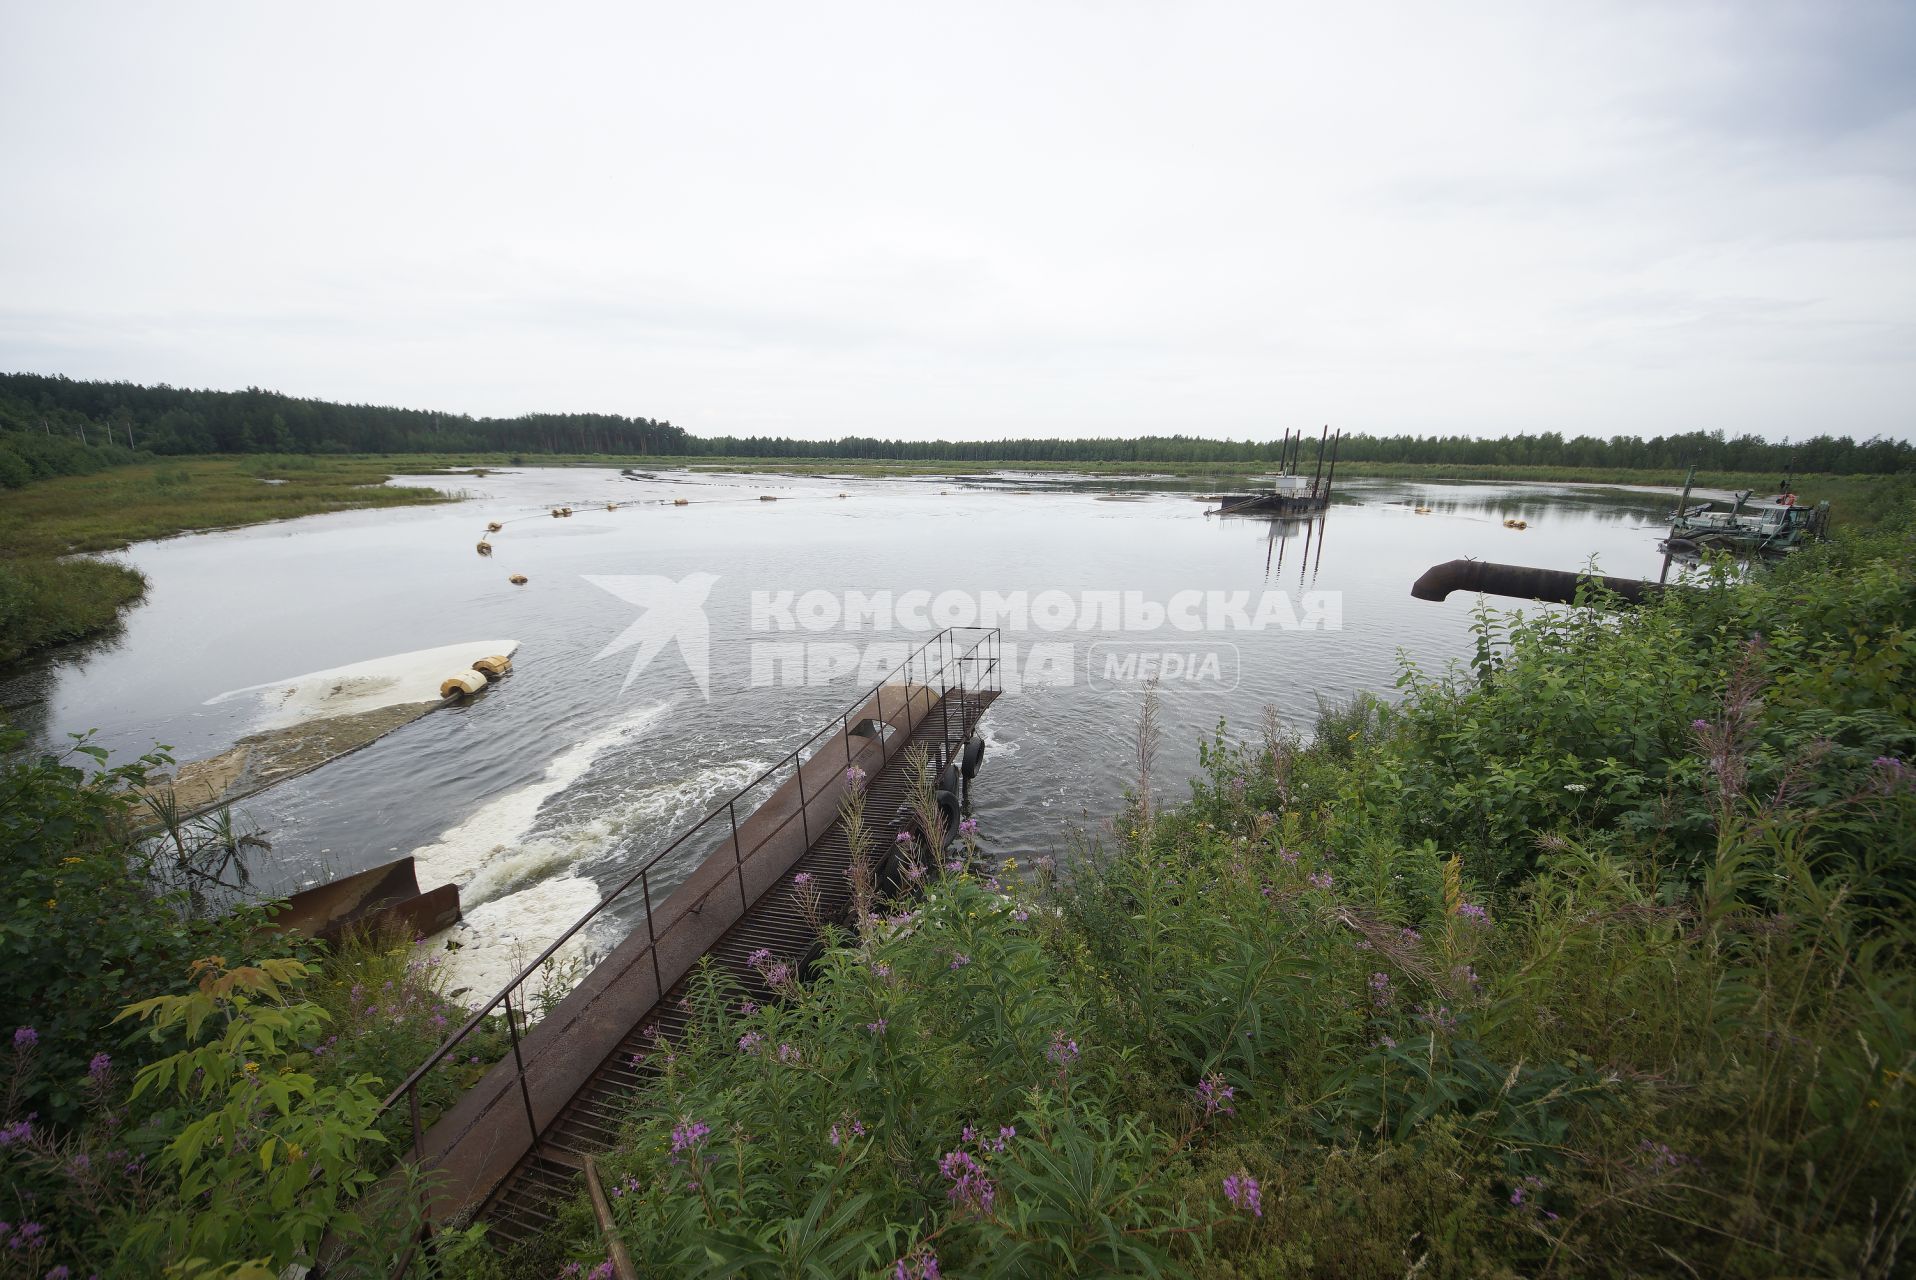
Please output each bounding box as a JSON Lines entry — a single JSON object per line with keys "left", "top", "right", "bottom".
{"left": 372, "top": 628, "right": 1001, "bottom": 1251}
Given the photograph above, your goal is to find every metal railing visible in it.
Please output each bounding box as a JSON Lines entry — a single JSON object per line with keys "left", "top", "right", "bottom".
{"left": 376, "top": 626, "right": 1001, "bottom": 1170}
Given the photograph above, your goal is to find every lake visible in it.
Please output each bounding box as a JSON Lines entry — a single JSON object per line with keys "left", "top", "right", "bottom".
{"left": 3, "top": 468, "right": 1691, "bottom": 995}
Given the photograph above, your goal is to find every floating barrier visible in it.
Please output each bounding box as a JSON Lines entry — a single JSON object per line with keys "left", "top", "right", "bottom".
{"left": 440, "top": 669, "right": 488, "bottom": 698}
{"left": 472, "top": 655, "right": 513, "bottom": 679}
{"left": 509, "top": 574, "right": 528, "bottom": 585}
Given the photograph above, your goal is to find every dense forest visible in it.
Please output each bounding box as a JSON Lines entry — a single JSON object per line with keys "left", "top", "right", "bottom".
{"left": 3, "top": 372, "right": 1912, "bottom": 487}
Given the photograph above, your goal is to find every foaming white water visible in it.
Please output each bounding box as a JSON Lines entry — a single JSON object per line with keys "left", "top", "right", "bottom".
{"left": 412, "top": 702, "right": 775, "bottom": 1007}
{"left": 979, "top": 718, "right": 1020, "bottom": 761}
{"left": 435, "top": 874, "right": 605, "bottom": 1005}
{"left": 409, "top": 703, "right": 669, "bottom": 895}
{"left": 207, "top": 640, "right": 522, "bottom": 729}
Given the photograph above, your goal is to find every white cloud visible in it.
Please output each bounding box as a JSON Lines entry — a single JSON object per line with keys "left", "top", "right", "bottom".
{"left": 2, "top": 0, "right": 1911, "bottom": 441}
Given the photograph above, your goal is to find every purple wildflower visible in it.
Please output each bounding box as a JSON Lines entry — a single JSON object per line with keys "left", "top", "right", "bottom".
{"left": 1278, "top": 847, "right": 1300, "bottom": 865}
{"left": 1223, "top": 1173, "right": 1263, "bottom": 1217}
{"left": 737, "top": 1030, "right": 764, "bottom": 1055}
{"left": 846, "top": 766, "right": 868, "bottom": 787}
{"left": 1046, "top": 1031, "right": 1080, "bottom": 1070}
{"left": 958, "top": 817, "right": 979, "bottom": 837}
{"left": 949, "top": 953, "right": 971, "bottom": 970}
{"left": 1455, "top": 901, "right": 1490, "bottom": 926}
{"left": 11, "top": 1028, "right": 35, "bottom": 1051}
{"left": 896, "top": 830, "right": 915, "bottom": 845}
{"left": 777, "top": 1042, "right": 800, "bottom": 1064}
{"left": 866, "top": 1019, "right": 888, "bottom": 1035}
{"left": 0, "top": 1119, "right": 31, "bottom": 1146}
{"left": 894, "top": 1249, "right": 940, "bottom": 1280}
{"left": 939, "top": 1148, "right": 997, "bottom": 1214}
{"left": 669, "top": 1118, "right": 711, "bottom": 1156}
{"left": 1307, "top": 871, "right": 1334, "bottom": 890}
{"left": 1369, "top": 971, "right": 1393, "bottom": 1010}
{"left": 747, "top": 947, "right": 773, "bottom": 967}
{"left": 1196, "top": 1072, "right": 1237, "bottom": 1117}
{"left": 1011, "top": 908, "right": 1029, "bottom": 922}
{"left": 792, "top": 872, "right": 812, "bottom": 887}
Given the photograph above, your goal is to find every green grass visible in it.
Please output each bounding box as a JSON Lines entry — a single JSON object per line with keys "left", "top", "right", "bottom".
{"left": 0, "top": 557, "right": 147, "bottom": 665}
{"left": 0, "top": 456, "right": 454, "bottom": 665}
{"left": 512, "top": 509, "right": 1916, "bottom": 1280}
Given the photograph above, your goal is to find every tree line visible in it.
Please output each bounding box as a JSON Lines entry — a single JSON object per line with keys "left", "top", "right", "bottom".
{"left": 3, "top": 372, "right": 1911, "bottom": 486}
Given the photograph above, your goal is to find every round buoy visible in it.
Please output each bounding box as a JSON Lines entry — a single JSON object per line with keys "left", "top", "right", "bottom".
{"left": 509, "top": 574, "right": 528, "bottom": 585}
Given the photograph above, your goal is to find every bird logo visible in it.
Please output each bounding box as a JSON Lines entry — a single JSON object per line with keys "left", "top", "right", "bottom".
{"left": 584, "top": 572, "right": 721, "bottom": 698}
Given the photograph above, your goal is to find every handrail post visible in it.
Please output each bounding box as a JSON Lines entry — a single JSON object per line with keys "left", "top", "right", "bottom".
{"left": 796, "top": 752, "right": 811, "bottom": 847}
{"left": 504, "top": 990, "right": 538, "bottom": 1151}
{"left": 642, "top": 870, "right": 664, "bottom": 996}
{"left": 729, "top": 799, "right": 747, "bottom": 912}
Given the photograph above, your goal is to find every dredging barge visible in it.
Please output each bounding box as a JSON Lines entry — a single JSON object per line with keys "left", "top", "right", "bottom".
{"left": 1208, "top": 425, "right": 1342, "bottom": 517}
{"left": 1661, "top": 466, "right": 1830, "bottom": 556}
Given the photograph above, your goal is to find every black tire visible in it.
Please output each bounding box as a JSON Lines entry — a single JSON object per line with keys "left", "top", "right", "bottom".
{"left": 935, "top": 789, "right": 961, "bottom": 847}
{"left": 962, "top": 733, "right": 986, "bottom": 780}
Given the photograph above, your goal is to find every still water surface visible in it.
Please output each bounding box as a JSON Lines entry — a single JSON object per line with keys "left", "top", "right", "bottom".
{"left": 4, "top": 469, "right": 1687, "bottom": 993}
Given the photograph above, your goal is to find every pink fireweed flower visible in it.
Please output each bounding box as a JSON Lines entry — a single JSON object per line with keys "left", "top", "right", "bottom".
{"left": 905, "top": 863, "right": 926, "bottom": 882}
{"left": 949, "top": 953, "right": 970, "bottom": 970}
{"left": 747, "top": 948, "right": 773, "bottom": 967}
{"left": 896, "top": 831, "right": 915, "bottom": 845}
{"left": 11, "top": 1027, "right": 36, "bottom": 1050}
{"left": 1046, "top": 1031, "right": 1080, "bottom": 1070}
{"left": 1011, "top": 908, "right": 1029, "bottom": 922}
{"left": 87, "top": 1052, "right": 110, "bottom": 1080}
{"left": 872, "top": 961, "right": 892, "bottom": 979}
{"left": 669, "top": 1118, "right": 711, "bottom": 1156}
{"left": 893, "top": 1249, "right": 940, "bottom": 1280}
{"left": 1369, "top": 971, "right": 1392, "bottom": 1010}
{"left": 1278, "top": 847, "right": 1300, "bottom": 865}
{"left": 776, "top": 1042, "right": 800, "bottom": 1064}
{"left": 846, "top": 766, "right": 867, "bottom": 788}
{"left": 939, "top": 1148, "right": 997, "bottom": 1214}
{"left": 958, "top": 817, "right": 979, "bottom": 837}
{"left": 944, "top": 858, "right": 964, "bottom": 874}
{"left": 792, "top": 872, "right": 812, "bottom": 887}
{"left": 1307, "top": 871, "right": 1334, "bottom": 890}
{"left": 1222, "top": 1173, "right": 1263, "bottom": 1217}
{"left": 738, "top": 1030, "right": 764, "bottom": 1054}
{"left": 1196, "top": 1073, "right": 1237, "bottom": 1117}
{"left": 866, "top": 1019, "right": 888, "bottom": 1034}
{"left": 1455, "top": 902, "right": 1490, "bottom": 926}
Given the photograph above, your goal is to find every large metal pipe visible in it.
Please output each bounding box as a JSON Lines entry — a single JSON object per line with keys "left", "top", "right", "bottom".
{"left": 1411, "top": 559, "right": 1672, "bottom": 607}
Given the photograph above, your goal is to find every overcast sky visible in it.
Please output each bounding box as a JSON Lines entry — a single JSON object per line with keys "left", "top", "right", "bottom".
{"left": 2, "top": 2, "right": 1912, "bottom": 442}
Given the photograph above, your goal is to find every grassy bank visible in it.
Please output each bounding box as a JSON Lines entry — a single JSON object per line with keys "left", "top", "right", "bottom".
{"left": 504, "top": 503, "right": 1916, "bottom": 1278}
{"left": 0, "top": 456, "right": 452, "bottom": 663}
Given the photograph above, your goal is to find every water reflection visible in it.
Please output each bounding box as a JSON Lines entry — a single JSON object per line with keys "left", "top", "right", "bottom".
{"left": 0, "top": 467, "right": 1692, "bottom": 979}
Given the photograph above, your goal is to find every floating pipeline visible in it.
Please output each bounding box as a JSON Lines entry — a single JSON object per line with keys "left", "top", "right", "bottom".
{"left": 1411, "top": 559, "right": 1678, "bottom": 608}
